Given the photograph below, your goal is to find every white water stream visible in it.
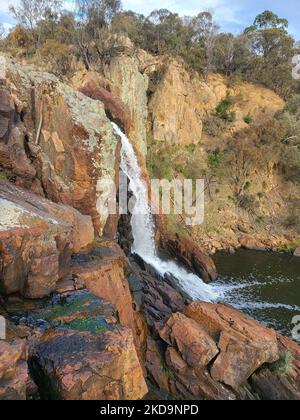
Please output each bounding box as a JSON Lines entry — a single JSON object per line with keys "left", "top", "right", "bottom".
{"left": 112, "top": 123, "right": 219, "bottom": 302}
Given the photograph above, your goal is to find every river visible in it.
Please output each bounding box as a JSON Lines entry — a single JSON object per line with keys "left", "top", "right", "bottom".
{"left": 112, "top": 123, "right": 300, "bottom": 342}
{"left": 214, "top": 249, "right": 300, "bottom": 341}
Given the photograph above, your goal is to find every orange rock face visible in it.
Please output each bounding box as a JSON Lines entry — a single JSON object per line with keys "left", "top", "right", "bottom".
{"left": 71, "top": 244, "right": 145, "bottom": 352}
{"left": 154, "top": 302, "right": 300, "bottom": 399}
{"left": 31, "top": 328, "right": 148, "bottom": 400}
{"left": 1, "top": 55, "right": 120, "bottom": 236}
{"left": 0, "top": 183, "right": 94, "bottom": 298}
{"left": 160, "top": 313, "right": 219, "bottom": 369}
{"left": 185, "top": 302, "right": 279, "bottom": 388}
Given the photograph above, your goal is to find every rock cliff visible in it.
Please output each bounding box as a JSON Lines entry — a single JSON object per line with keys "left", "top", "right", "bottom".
{"left": 0, "top": 51, "right": 299, "bottom": 401}
{"left": 0, "top": 55, "right": 119, "bottom": 236}
{"left": 146, "top": 57, "right": 284, "bottom": 146}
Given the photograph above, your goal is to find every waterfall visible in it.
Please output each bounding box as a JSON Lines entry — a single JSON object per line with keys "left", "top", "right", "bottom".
{"left": 112, "top": 123, "right": 219, "bottom": 302}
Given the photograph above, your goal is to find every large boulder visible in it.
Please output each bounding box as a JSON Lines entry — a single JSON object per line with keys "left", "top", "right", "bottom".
{"left": 153, "top": 302, "right": 300, "bottom": 399}
{"left": 0, "top": 183, "right": 94, "bottom": 298}
{"left": 0, "top": 55, "right": 120, "bottom": 236}
{"left": 159, "top": 313, "right": 219, "bottom": 369}
{"left": 184, "top": 302, "right": 279, "bottom": 389}
{"left": 30, "top": 328, "right": 148, "bottom": 400}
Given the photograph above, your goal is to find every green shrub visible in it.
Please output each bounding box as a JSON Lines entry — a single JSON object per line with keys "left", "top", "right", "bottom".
{"left": 283, "top": 95, "right": 300, "bottom": 115}
{"left": 208, "top": 148, "right": 222, "bottom": 169}
{"left": 244, "top": 114, "right": 253, "bottom": 124}
{"left": 185, "top": 143, "right": 197, "bottom": 153}
{"left": 215, "top": 97, "right": 236, "bottom": 122}
{"left": 244, "top": 181, "right": 251, "bottom": 190}
{"left": 37, "top": 40, "right": 73, "bottom": 76}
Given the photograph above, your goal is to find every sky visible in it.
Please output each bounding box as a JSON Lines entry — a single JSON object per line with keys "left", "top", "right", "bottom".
{"left": 1, "top": 0, "right": 300, "bottom": 39}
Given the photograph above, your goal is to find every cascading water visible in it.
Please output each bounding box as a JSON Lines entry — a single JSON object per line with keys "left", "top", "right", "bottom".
{"left": 112, "top": 123, "right": 219, "bottom": 302}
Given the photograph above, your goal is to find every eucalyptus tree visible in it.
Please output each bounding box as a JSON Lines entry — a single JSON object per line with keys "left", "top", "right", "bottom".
{"left": 9, "top": 0, "right": 62, "bottom": 48}
{"left": 75, "top": 0, "right": 122, "bottom": 69}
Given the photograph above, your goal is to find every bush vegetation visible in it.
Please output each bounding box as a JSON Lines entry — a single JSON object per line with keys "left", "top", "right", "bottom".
{"left": 215, "top": 97, "right": 236, "bottom": 122}
{"left": 1, "top": 1, "right": 299, "bottom": 98}
{"left": 244, "top": 114, "right": 253, "bottom": 125}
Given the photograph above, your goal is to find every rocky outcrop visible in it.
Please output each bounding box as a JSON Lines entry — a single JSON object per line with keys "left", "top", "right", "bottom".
{"left": 4, "top": 288, "right": 148, "bottom": 400}
{"left": 0, "top": 55, "right": 119, "bottom": 236}
{"left": 0, "top": 339, "right": 28, "bottom": 400}
{"left": 159, "top": 313, "right": 219, "bottom": 369}
{"left": 159, "top": 232, "right": 218, "bottom": 283}
{"left": 151, "top": 301, "right": 300, "bottom": 399}
{"left": 1, "top": 50, "right": 299, "bottom": 402}
{"left": 185, "top": 302, "right": 279, "bottom": 388}
{"left": 148, "top": 60, "right": 284, "bottom": 145}
{"left": 103, "top": 48, "right": 149, "bottom": 157}
{"left": 0, "top": 183, "right": 94, "bottom": 298}
{"left": 79, "top": 79, "right": 132, "bottom": 135}
{"left": 30, "top": 328, "right": 147, "bottom": 400}
{"left": 71, "top": 244, "right": 146, "bottom": 351}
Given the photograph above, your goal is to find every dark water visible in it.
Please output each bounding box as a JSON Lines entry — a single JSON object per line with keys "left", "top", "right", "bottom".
{"left": 213, "top": 250, "right": 300, "bottom": 341}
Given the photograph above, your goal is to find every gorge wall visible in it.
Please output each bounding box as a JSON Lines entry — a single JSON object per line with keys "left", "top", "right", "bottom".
{"left": 78, "top": 41, "right": 297, "bottom": 255}
{"left": 0, "top": 49, "right": 300, "bottom": 401}
{"left": 0, "top": 55, "right": 119, "bottom": 237}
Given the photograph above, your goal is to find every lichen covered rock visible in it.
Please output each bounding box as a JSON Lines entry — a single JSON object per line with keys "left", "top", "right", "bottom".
{"left": 103, "top": 50, "right": 149, "bottom": 156}
{"left": 0, "top": 183, "right": 94, "bottom": 298}
{"left": 0, "top": 55, "right": 120, "bottom": 236}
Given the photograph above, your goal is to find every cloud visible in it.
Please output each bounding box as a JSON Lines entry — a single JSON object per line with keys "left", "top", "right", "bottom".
{"left": 1, "top": 0, "right": 299, "bottom": 40}
{"left": 123, "top": 0, "right": 243, "bottom": 25}
{"left": 0, "top": 0, "right": 12, "bottom": 13}
{"left": 62, "top": 0, "right": 76, "bottom": 12}
{"left": 0, "top": 0, "right": 15, "bottom": 32}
